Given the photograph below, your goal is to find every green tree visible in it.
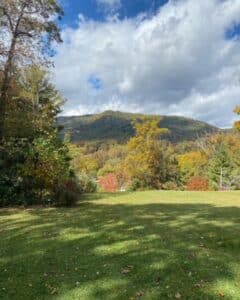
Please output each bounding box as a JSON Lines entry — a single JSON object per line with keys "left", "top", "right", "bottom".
{"left": 0, "top": 65, "right": 78, "bottom": 206}
{"left": 208, "top": 145, "right": 234, "bottom": 190}
{"left": 5, "top": 66, "right": 64, "bottom": 138}
{"left": 0, "top": 0, "right": 63, "bottom": 139}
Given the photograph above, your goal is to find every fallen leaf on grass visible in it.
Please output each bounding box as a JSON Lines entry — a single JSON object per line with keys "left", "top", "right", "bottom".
{"left": 46, "top": 284, "right": 58, "bottom": 295}
{"left": 193, "top": 281, "right": 206, "bottom": 289}
{"left": 175, "top": 292, "right": 182, "bottom": 299}
{"left": 50, "top": 287, "right": 58, "bottom": 295}
{"left": 121, "top": 265, "right": 133, "bottom": 275}
{"left": 135, "top": 290, "right": 145, "bottom": 298}
{"left": 218, "top": 291, "right": 225, "bottom": 297}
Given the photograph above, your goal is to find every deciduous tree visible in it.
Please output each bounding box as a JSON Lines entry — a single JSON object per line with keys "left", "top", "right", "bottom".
{"left": 0, "top": 0, "right": 63, "bottom": 139}
{"left": 178, "top": 151, "right": 208, "bottom": 182}
{"left": 125, "top": 117, "right": 168, "bottom": 188}
{"left": 234, "top": 106, "right": 240, "bottom": 131}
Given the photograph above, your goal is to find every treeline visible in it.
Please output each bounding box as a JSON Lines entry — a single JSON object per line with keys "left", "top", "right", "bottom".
{"left": 0, "top": 1, "right": 79, "bottom": 206}
{"left": 68, "top": 116, "right": 240, "bottom": 193}
{"left": 1, "top": 1, "right": 240, "bottom": 207}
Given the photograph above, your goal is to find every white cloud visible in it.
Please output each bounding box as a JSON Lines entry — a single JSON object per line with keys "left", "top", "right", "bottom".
{"left": 54, "top": 0, "right": 240, "bottom": 127}
{"left": 97, "top": 0, "right": 121, "bottom": 13}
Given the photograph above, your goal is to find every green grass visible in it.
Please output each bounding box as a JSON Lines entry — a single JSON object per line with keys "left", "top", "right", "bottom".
{"left": 0, "top": 191, "right": 240, "bottom": 300}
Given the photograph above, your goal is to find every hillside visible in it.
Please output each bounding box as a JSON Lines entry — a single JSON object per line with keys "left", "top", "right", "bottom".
{"left": 57, "top": 110, "right": 219, "bottom": 143}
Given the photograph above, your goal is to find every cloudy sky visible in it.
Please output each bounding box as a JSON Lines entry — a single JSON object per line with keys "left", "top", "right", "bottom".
{"left": 54, "top": 0, "right": 240, "bottom": 127}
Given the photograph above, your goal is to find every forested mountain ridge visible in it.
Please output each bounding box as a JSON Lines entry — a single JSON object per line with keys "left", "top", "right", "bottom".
{"left": 58, "top": 110, "right": 220, "bottom": 143}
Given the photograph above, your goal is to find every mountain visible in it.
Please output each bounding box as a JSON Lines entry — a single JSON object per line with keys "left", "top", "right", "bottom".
{"left": 57, "top": 110, "right": 219, "bottom": 143}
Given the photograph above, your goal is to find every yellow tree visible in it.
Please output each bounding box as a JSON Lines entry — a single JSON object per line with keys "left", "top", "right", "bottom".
{"left": 125, "top": 117, "right": 168, "bottom": 188}
{"left": 234, "top": 106, "right": 240, "bottom": 131}
{"left": 178, "top": 151, "right": 208, "bottom": 182}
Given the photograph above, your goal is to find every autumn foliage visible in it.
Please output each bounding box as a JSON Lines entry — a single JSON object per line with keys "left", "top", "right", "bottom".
{"left": 186, "top": 176, "right": 209, "bottom": 191}
{"left": 234, "top": 106, "right": 240, "bottom": 131}
{"left": 99, "top": 173, "right": 118, "bottom": 192}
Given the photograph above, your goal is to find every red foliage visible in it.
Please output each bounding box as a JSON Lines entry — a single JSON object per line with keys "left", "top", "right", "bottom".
{"left": 99, "top": 173, "right": 118, "bottom": 192}
{"left": 186, "top": 176, "right": 209, "bottom": 191}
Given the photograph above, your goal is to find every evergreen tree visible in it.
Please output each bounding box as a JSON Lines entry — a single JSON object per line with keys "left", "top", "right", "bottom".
{"left": 208, "top": 145, "right": 234, "bottom": 190}
{"left": 5, "top": 66, "right": 64, "bottom": 138}
{"left": 0, "top": 0, "right": 63, "bottom": 139}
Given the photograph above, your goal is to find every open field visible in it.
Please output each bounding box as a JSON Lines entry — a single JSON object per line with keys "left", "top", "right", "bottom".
{"left": 0, "top": 191, "right": 240, "bottom": 300}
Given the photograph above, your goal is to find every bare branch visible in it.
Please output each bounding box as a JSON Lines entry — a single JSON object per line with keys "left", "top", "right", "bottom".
{"left": 16, "top": 31, "right": 33, "bottom": 38}
{"left": 2, "top": 7, "right": 14, "bottom": 33}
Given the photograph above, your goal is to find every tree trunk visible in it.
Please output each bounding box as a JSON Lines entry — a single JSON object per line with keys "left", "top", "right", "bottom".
{"left": 0, "top": 37, "right": 17, "bottom": 140}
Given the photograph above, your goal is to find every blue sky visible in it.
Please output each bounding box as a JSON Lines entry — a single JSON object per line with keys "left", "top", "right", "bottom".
{"left": 61, "top": 0, "right": 168, "bottom": 27}
{"left": 54, "top": 0, "right": 240, "bottom": 127}
{"left": 60, "top": 0, "right": 240, "bottom": 38}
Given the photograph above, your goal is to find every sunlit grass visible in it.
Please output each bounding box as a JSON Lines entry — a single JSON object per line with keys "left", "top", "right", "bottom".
{"left": 0, "top": 191, "right": 240, "bottom": 299}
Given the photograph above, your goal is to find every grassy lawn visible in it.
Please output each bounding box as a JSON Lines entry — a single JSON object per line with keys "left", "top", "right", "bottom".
{"left": 0, "top": 191, "right": 240, "bottom": 300}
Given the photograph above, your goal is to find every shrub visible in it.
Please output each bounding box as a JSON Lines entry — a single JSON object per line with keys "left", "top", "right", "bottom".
{"left": 0, "top": 138, "right": 32, "bottom": 206}
{"left": 99, "top": 173, "right": 118, "bottom": 192}
{"left": 54, "top": 178, "right": 80, "bottom": 207}
{"left": 22, "top": 137, "right": 71, "bottom": 191}
{"left": 0, "top": 136, "right": 73, "bottom": 206}
{"left": 77, "top": 173, "right": 97, "bottom": 193}
{"left": 128, "top": 178, "right": 142, "bottom": 191}
{"left": 186, "top": 176, "right": 209, "bottom": 191}
{"left": 162, "top": 181, "right": 179, "bottom": 190}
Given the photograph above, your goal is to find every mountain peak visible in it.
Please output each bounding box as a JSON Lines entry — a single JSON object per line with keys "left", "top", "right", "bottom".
{"left": 58, "top": 111, "right": 219, "bottom": 143}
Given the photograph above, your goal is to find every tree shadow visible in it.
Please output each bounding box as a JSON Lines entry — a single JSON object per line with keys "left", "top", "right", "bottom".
{"left": 0, "top": 197, "right": 240, "bottom": 299}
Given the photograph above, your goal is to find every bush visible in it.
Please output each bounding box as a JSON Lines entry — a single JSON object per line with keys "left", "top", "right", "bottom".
{"left": 0, "top": 137, "right": 73, "bottom": 206}
{"left": 0, "top": 138, "right": 32, "bottom": 206}
{"left": 99, "top": 173, "right": 118, "bottom": 192}
{"left": 186, "top": 176, "right": 209, "bottom": 191}
{"left": 22, "top": 137, "right": 71, "bottom": 190}
{"left": 77, "top": 173, "right": 97, "bottom": 193}
{"left": 54, "top": 178, "right": 80, "bottom": 207}
{"left": 128, "top": 178, "right": 142, "bottom": 191}
{"left": 161, "top": 181, "right": 179, "bottom": 190}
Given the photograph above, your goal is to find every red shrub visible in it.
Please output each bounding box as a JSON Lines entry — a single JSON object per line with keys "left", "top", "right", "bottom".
{"left": 186, "top": 176, "right": 209, "bottom": 191}
{"left": 99, "top": 173, "right": 118, "bottom": 192}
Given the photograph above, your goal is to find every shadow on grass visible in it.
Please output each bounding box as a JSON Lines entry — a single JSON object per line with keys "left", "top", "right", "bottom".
{"left": 0, "top": 196, "right": 240, "bottom": 299}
